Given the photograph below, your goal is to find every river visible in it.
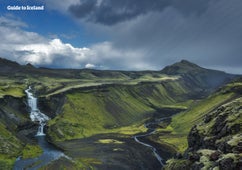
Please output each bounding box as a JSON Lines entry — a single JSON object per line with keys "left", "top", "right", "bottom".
{"left": 14, "top": 87, "right": 171, "bottom": 169}
{"left": 14, "top": 87, "right": 68, "bottom": 170}
{"left": 134, "top": 117, "right": 171, "bottom": 168}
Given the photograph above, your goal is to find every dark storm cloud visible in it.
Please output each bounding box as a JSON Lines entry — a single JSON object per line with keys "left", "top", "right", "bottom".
{"left": 1, "top": 0, "right": 241, "bottom": 73}
{"left": 69, "top": 0, "right": 211, "bottom": 25}
{"left": 79, "top": 0, "right": 242, "bottom": 73}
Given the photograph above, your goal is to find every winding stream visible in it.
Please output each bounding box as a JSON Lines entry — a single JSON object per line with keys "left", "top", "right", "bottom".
{"left": 134, "top": 117, "right": 170, "bottom": 167}
{"left": 14, "top": 87, "right": 68, "bottom": 170}
{"left": 14, "top": 87, "right": 171, "bottom": 169}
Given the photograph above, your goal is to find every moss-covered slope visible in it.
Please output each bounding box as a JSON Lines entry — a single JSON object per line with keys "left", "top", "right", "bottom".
{"left": 163, "top": 79, "right": 242, "bottom": 170}
{"left": 0, "top": 93, "right": 42, "bottom": 169}
{"left": 0, "top": 58, "right": 239, "bottom": 169}
{"left": 47, "top": 80, "right": 194, "bottom": 142}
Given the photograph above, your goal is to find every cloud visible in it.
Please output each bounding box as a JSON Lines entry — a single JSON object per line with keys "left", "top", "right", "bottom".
{"left": 78, "top": 0, "right": 242, "bottom": 73}
{"left": 68, "top": 0, "right": 211, "bottom": 25}
{"left": 0, "top": 16, "right": 91, "bottom": 68}
{"left": 89, "top": 41, "right": 152, "bottom": 70}
{"left": 1, "top": 0, "right": 242, "bottom": 74}
{"left": 17, "top": 39, "right": 91, "bottom": 68}
{"left": 0, "top": 15, "right": 27, "bottom": 28}
{"left": 45, "top": 0, "right": 80, "bottom": 12}
{"left": 85, "top": 63, "right": 95, "bottom": 68}
{"left": 0, "top": 16, "right": 152, "bottom": 70}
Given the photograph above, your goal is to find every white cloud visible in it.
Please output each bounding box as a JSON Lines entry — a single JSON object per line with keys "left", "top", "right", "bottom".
{"left": 0, "top": 15, "right": 27, "bottom": 28}
{"left": 27, "top": 0, "right": 242, "bottom": 73}
{"left": 17, "top": 39, "right": 90, "bottom": 66}
{"left": 0, "top": 16, "right": 91, "bottom": 68}
{"left": 89, "top": 41, "right": 155, "bottom": 70}
{"left": 85, "top": 63, "right": 95, "bottom": 68}
{"left": 0, "top": 16, "right": 153, "bottom": 70}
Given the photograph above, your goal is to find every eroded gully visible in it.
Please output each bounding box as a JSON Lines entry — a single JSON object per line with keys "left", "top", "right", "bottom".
{"left": 134, "top": 117, "right": 171, "bottom": 167}
{"left": 14, "top": 87, "right": 69, "bottom": 170}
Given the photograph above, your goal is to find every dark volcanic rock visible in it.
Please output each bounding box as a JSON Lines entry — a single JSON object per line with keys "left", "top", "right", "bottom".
{"left": 219, "top": 158, "right": 234, "bottom": 170}
{"left": 209, "top": 151, "right": 221, "bottom": 161}
{"left": 188, "top": 153, "right": 200, "bottom": 162}
{"left": 188, "top": 125, "right": 204, "bottom": 151}
{"left": 165, "top": 97, "right": 242, "bottom": 170}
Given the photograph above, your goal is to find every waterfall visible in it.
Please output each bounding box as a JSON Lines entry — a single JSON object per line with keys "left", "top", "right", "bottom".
{"left": 25, "top": 87, "right": 49, "bottom": 136}
{"left": 37, "top": 123, "right": 46, "bottom": 136}
{"left": 14, "top": 87, "right": 69, "bottom": 169}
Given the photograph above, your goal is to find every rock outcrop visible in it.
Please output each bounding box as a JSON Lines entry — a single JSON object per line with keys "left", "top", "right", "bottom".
{"left": 164, "top": 97, "right": 242, "bottom": 170}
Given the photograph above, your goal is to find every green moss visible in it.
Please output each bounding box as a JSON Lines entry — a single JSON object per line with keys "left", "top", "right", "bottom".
{"left": 0, "top": 83, "right": 25, "bottom": 98}
{"left": 227, "top": 134, "right": 241, "bottom": 147}
{"left": 22, "top": 144, "right": 42, "bottom": 159}
{"left": 0, "top": 123, "right": 22, "bottom": 156}
{"left": 159, "top": 91, "right": 235, "bottom": 152}
{"left": 0, "top": 123, "right": 22, "bottom": 169}
{"left": 0, "top": 156, "right": 15, "bottom": 170}
{"left": 218, "top": 153, "right": 241, "bottom": 162}
{"left": 164, "top": 158, "right": 191, "bottom": 170}
{"left": 172, "top": 92, "right": 234, "bottom": 134}
{"left": 75, "top": 157, "right": 102, "bottom": 168}
{"left": 48, "top": 81, "right": 192, "bottom": 142}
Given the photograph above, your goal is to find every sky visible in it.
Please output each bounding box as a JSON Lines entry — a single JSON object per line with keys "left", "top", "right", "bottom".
{"left": 0, "top": 0, "right": 241, "bottom": 73}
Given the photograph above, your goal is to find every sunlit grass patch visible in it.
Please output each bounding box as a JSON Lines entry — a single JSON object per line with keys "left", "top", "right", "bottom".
{"left": 97, "top": 139, "right": 124, "bottom": 144}
{"left": 22, "top": 144, "right": 43, "bottom": 159}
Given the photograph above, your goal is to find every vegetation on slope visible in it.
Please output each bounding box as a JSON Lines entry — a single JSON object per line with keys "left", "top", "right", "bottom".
{"left": 0, "top": 58, "right": 239, "bottom": 169}
{"left": 47, "top": 80, "right": 193, "bottom": 142}
{"left": 154, "top": 80, "right": 241, "bottom": 154}
{"left": 163, "top": 78, "right": 242, "bottom": 169}
{"left": 0, "top": 82, "right": 42, "bottom": 169}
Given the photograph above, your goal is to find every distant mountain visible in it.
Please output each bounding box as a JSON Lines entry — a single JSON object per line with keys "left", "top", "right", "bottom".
{"left": 0, "top": 57, "right": 22, "bottom": 73}
{"left": 0, "top": 57, "right": 238, "bottom": 94}
{"left": 0, "top": 57, "right": 37, "bottom": 76}
{"left": 161, "top": 60, "right": 237, "bottom": 90}
{"left": 161, "top": 60, "right": 209, "bottom": 74}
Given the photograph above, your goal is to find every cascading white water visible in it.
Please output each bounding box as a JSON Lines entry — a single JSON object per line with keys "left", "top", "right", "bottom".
{"left": 25, "top": 87, "right": 49, "bottom": 136}
{"left": 14, "top": 87, "right": 70, "bottom": 169}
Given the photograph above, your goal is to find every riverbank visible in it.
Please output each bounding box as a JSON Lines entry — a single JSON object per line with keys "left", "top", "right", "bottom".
{"left": 42, "top": 110, "right": 180, "bottom": 169}
{"left": 45, "top": 133, "right": 165, "bottom": 169}
{"left": 14, "top": 88, "right": 67, "bottom": 169}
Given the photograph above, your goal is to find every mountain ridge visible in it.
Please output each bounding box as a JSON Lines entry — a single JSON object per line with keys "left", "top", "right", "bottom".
{"left": 161, "top": 59, "right": 226, "bottom": 75}
{"left": 0, "top": 57, "right": 237, "bottom": 74}
{"left": 0, "top": 57, "right": 240, "bottom": 169}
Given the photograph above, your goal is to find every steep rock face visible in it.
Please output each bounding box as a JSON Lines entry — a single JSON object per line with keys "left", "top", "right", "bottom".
{"left": 0, "top": 94, "right": 42, "bottom": 168}
{"left": 0, "top": 95, "right": 38, "bottom": 141}
{"left": 187, "top": 97, "right": 241, "bottom": 169}
{"left": 0, "top": 96, "right": 27, "bottom": 168}
{"left": 164, "top": 97, "right": 242, "bottom": 170}
{"left": 38, "top": 93, "right": 66, "bottom": 118}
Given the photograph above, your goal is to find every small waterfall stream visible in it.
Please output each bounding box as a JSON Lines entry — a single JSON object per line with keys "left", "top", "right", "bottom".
{"left": 25, "top": 87, "right": 49, "bottom": 136}
{"left": 14, "top": 87, "right": 69, "bottom": 170}
{"left": 134, "top": 117, "right": 170, "bottom": 167}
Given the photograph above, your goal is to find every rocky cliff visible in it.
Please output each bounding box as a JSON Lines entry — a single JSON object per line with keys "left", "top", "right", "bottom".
{"left": 164, "top": 80, "right": 242, "bottom": 170}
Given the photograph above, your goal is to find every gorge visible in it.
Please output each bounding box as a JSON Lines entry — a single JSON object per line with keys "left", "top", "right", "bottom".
{"left": 0, "top": 58, "right": 241, "bottom": 169}
{"left": 14, "top": 87, "right": 67, "bottom": 170}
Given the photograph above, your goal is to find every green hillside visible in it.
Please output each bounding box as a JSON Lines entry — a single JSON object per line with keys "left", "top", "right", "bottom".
{"left": 0, "top": 95, "right": 42, "bottom": 169}
{"left": 163, "top": 78, "right": 242, "bottom": 169}
{"left": 47, "top": 81, "right": 193, "bottom": 142}
{"left": 0, "top": 58, "right": 239, "bottom": 169}
{"left": 153, "top": 80, "right": 240, "bottom": 153}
